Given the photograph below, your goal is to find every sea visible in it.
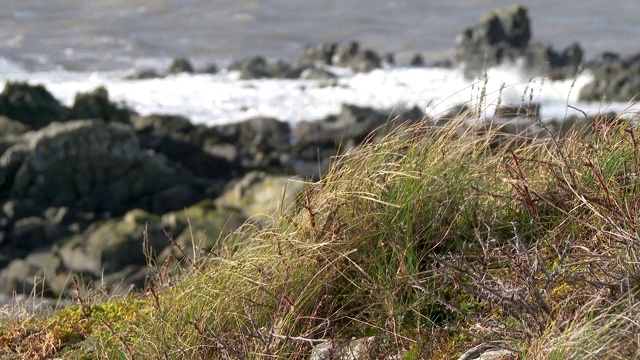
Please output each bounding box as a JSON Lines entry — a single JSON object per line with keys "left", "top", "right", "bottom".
{"left": 0, "top": 0, "right": 639, "bottom": 125}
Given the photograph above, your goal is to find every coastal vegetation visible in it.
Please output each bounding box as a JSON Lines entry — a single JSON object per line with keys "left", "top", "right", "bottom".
{"left": 2, "top": 106, "right": 640, "bottom": 359}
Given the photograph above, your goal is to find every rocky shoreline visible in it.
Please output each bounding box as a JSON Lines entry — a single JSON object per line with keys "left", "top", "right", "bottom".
{"left": 1, "top": 4, "right": 639, "bottom": 304}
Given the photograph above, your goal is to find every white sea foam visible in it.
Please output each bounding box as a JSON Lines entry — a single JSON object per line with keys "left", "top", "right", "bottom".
{"left": 0, "top": 58, "right": 638, "bottom": 126}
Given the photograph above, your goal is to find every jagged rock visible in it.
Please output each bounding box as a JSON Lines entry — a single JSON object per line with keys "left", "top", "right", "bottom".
{"left": 230, "top": 56, "right": 303, "bottom": 79}
{"left": 295, "top": 41, "right": 382, "bottom": 73}
{"left": 70, "top": 86, "right": 131, "bottom": 123}
{"left": 0, "top": 82, "right": 67, "bottom": 129}
{"left": 456, "top": 5, "right": 582, "bottom": 79}
{"left": 579, "top": 52, "right": 640, "bottom": 101}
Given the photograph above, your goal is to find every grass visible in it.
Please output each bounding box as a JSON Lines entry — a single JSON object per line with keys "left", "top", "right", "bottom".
{"left": 1, "top": 108, "right": 640, "bottom": 359}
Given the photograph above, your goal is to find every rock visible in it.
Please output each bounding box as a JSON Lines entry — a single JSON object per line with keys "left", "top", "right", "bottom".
{"left": 291, "top": 105, "right": 423, "bottom": 179}
{"left": 456, "top": 5, "right": 582, "bottom": 79}
{"left": 201, "top": 63, "right": 219, "bottom": 74}
{"left": 493, "top": 103, "right": 540, "bottom": 118}
{"left": 2, "top": 199, "right": 40, "bottom": 221}
{"left": 309, "top": 337, "right": 384, "bottom": 360}
{"left": 231, "top": 56, "right": 303, "bottom": 79}
{"left": 0, "top": 250, "right": 64, "bottom": 298}
{"left": 231, "top": 56, "right": 270, "bottom": 80}
{"left": 295, "top": 41, "right": 381, "bottom": 73}
{"left": 579, "top": 52, "right": 640, "bottom": 102}
{"left": 410, "top": 54, "right": 425, "bottom": 66}
{"left": 214, "top": 116, "right": 292, "bottom": 170}
{"left": 0, "top": 119, "right": 202, "bottom": 215}
{"left": 125, "top": 69, "right": 162, "bottom": 80}
{"left": 215, "top": 171, "right": 306, "bottom": 218}
{"left": 160, "top": 199, "right": 246, "bottom": 259}
{"left": 69, "top": 86, "right": 131, "bottom": 123}
{"left": 526, "top": 41, "right": 583, "bottom": 80}
{"left": 59, "top": 209, "right": 165, "bottom": 276}
{"left": 10, "top": 216, "right": 48, "bottom": 250}
{"left": 382, "top": 53, "right": 395, "bottom": 66}
{"left": 0, "top": 115, "right": 30, "bottom": 136}
{"left": 0, "top": 259, "right": 41, "bottom": 295}
{"left": 300, "top": 67, "right": 336, "bottom": 80}
{"left": 456, "top": 4, "right": 531, "bottom": 76}
{"left": 296, "top": 43, "right": 337, "bottom": 67}
{"left": 166, "top": 57, "right": 194, "bottom": 74}
{"left": 0, "top": 82, "right": 67, "bottom": 129}
{"left": 131, "top": 114, "right": 244, "bottom": 181}
{"left": 457, "top": 344, "right": 515, "bottom": 360}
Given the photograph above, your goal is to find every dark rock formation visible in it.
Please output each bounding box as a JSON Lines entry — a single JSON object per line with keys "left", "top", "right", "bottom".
{"left": 579, "top": 52, "right": 640, "bottom": 101}
{"left": 0, "top": 119, "right": 203, "bottom": 215}
{"left": 0, "top": 82, "right": 67, "bottom": 129}
{"left": 166, "top": 57, "right": 194, "bottom": 74}
{"left": 295, "top": 41, "right": 381, "bottom": 73}
{"left": 69, "top": 86, "right": 132, "bottom": 123}
{"left": 456, "top": 5, "right": 582, "bottom": 80}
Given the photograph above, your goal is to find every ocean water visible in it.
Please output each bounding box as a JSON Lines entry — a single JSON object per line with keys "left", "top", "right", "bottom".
{"left": 0, "top": 1, "right": 639, "bottom": 125}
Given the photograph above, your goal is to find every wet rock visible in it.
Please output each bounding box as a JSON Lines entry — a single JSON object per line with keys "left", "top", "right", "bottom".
{"left": 456, "top": 4, "right": 530, "bottom": 75}
{"left": 579, "top": 52, "right": 640, "bottom": 102}
{"left": 295, "top": 41, "right": 382, "bottom": 73}
{"left": 382, "top": 52, "right": 395, "bottom": 66}
{"left": 215, "top": 171, "right": 306, "bottom": 218}
{"left": 296, "top": 43, "right": 337, "bottom": 67}
{"left": 0, "top": 82, "right": 67, "bottom": 129}
{"left": 201, "top": 62, "right": 219, "bottom": 74}
{"left": 166, "top": 57, "right": 194, "bottom": 74}
{"left": 526, "top": 41, "right": 583, "bottom": 80}
{"left": 231, "top": 56, "right": 302, "bottom": 79}
{"left": 410, "top": 54, "right": 425, "bottom": 66}
{"left": 231, "top": 56, "right": 270, "bottom": 80}
{"left": 70, "top": 86, "right": 131, "bottom": 123}
{"left": 456, "top": 5, "right": 582, "bottom": 79}
{"left": 125, "top": 69, "right": 162, "bottom": 80}
{"left": 300, "top": 67, "right": 336, "bottom": 80}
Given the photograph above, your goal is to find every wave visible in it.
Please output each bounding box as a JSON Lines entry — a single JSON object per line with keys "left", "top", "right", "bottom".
{"left": 0, "top": 57, "right": 637, "bottom": 126}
